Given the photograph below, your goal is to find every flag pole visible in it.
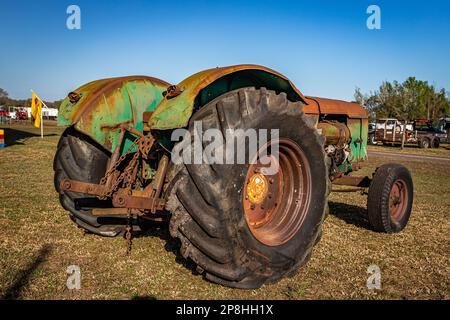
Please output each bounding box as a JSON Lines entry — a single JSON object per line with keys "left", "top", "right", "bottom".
{"left": 41, "top": 100, "right": 49, "bottom": 140}
{"left": 40, "top": 105, "right": 43, "bottom": 139}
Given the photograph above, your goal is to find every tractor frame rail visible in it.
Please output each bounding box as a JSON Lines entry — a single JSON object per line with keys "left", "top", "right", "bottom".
{"left": 331, "top": 175, "right": 372, "bottom": 194}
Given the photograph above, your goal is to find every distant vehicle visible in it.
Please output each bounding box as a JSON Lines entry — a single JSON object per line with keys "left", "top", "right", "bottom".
{"left": 15, "top": 111, "right": 28, "bottom": 120}
{"left": 438, "top": 117, "right": 450, "bottom": 142}
{"left": 0, "top": 110, "right": 10, "bottom": 122}
{"left": 375, "top": 118, "right": 446, "bottom": 148}
{"left": 375, "top": 118, "right": 413, "bottom": 131}
{"left": 374, "top": 118, "right": 413, "bottom": 146}
{"left": 413, "top": 119, "right": 447, "bottom": 148}
{"left": 368, "top": 122, "right": 376, "bottom": 145}
{"left": 0, "top": 110, "right": 9, "bottom": 117}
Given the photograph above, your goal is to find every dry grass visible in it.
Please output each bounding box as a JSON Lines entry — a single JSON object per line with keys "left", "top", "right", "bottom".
{"left": 368, "top": 143, "right": 450, "bottom": 158}
{"left": 0, "top": 125, "right": 449, "bottom": 300}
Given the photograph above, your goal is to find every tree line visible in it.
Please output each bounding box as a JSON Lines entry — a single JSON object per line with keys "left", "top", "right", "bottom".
{"left": 0, "top": 88, "right": 62, "bottom": 110}
{"left": 354, "top": 77, "right": 450, "bottom": 123}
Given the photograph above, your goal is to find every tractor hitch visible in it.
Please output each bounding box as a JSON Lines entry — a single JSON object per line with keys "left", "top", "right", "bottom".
{"left": 59, "top": 152, "right": 170, "bottom": 218}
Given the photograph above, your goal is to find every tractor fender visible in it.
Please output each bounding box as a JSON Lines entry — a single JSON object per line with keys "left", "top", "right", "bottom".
{"left": 149, "top": 64, "right": 313, "bottom": 130}
{"left": 58, "top": 76, "right": 171, "bottom": 152}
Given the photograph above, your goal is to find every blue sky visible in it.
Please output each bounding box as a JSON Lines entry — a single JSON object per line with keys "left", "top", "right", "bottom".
{"left": 0, "top": 0, "right": 449, "bottom": 101}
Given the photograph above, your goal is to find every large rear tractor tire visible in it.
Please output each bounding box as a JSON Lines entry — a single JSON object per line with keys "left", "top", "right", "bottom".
{"left": 166, "top": 87, "right": 329, "bottom": 289}
{"left": 53, "top": 127, "right": 138, "bottom": 237}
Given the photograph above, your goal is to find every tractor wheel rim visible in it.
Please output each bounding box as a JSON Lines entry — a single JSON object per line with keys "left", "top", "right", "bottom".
{"left": 389, "top": 179, "right": 408, "bottom": 222}
{"left": 243, "top": 138, "right": 312, "bottom": 247}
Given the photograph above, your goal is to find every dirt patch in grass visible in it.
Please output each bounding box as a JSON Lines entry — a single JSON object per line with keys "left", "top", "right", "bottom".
{"left": 0, "top": 125, "right": 449, "bottom": 299}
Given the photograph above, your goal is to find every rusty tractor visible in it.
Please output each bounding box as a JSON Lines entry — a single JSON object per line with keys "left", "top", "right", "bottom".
{"left": 54, "top": 65, "right": 414, "bottom": 289}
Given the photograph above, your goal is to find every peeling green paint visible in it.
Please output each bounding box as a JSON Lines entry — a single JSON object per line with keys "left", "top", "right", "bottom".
{"left": 58, "top": 76, "right": 170, "bottom": 154}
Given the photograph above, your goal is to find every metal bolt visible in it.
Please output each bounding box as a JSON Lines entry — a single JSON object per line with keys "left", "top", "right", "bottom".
{"left": 63, "top": 180, "right": 71, "bottom": 190}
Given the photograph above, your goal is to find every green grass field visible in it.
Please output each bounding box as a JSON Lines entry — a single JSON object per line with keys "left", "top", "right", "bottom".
{"left": 0, "top": 125, "right": 449, "bottom": 299}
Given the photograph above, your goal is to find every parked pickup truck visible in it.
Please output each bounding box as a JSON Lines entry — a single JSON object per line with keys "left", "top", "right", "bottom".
{"left": 413, "top": 119, "right": 447, "bottom": 148}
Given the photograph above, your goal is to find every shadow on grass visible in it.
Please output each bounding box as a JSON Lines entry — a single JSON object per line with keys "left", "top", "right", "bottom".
{"left": 0, "top": 128, "right": 57, "bottom": 146}
{"left": 136, "top": 220, "right": 199, "bottom": 277}
{"left": 1, "top": 244, "right": 53, "bottom": 300}
{"left": 131, "top": 295, "right": 158, "bottom": 300}
{"left": 329, "top": 201, "right": 372, "bottom": 230}
{"left": 135, "top": 203, "right": 373, "bottom": 279}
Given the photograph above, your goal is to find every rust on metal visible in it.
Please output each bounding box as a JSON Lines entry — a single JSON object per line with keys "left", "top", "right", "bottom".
{"left": 142, "top": 112, "right": 153, "bottom": 131}
{"left": 243, "top": 139, "right": 312, "bottom": 247}
{"left": 64, "top": 76, "right": 170, "bottom": 123}
{"left": 58, "top": 75, "right": 171, "bottom": 153}
{"left": 317, "top": 121, "right": 351, "bottom": 146}
{"left": 91, "top": 208, "right": 168, "bottom": 221}
{"left": 305, "top": 96, "right": 368, "bottom": 119}
{"left": 151, "top": 156, "right": 168, "bottom": 197}
{"left": 162, "top": 85, "right": 184, "bottom": 99}
{"left": 60, "top": 132, "right": 168, "bottom": 215}
{"left": 112, "top": 189, "right": 166, "bottom": 212}
{"left": 332, "top": 175, "right": 371, "bottom": 188}
{"left": 107, "top": 127, "right": 126, "bottom": 173}
{"left": 389, "top": 179, "right": 408, "bottom": 222}
{"left": 331, "top": 187, "right": 367, "bottom": 193}
{"left": 68, "top": 91, "right": 81, "bottom": 104}
{"left": 149, "top": 64, "right": 311, "bottom": 130}
{"left": 60, "top": 179, "right": 108, "bottom": 196}
{"left": 92, "top": 208, "right": 143, "bottom": 216}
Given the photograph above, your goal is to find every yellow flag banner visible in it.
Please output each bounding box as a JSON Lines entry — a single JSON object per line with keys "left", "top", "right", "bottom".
{"left": 31, "top": 91, "right": 43, "bottom": 128}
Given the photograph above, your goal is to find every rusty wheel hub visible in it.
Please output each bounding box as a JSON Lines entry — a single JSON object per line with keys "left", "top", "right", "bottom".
{"left": 389, "top": 179, "right": 408, "bottom": 222}
{"left": 243, "top": 139, "right": 312, "bottom": 247}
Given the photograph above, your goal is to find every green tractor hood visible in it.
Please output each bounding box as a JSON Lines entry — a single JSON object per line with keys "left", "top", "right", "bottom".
{"left": 58, "top": 76, "right": 170, "bottom": 153}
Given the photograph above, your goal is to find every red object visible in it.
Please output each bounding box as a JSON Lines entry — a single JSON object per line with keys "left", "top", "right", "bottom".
{"left": 15, "top": 111, "right": 28, "bottom": 120}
